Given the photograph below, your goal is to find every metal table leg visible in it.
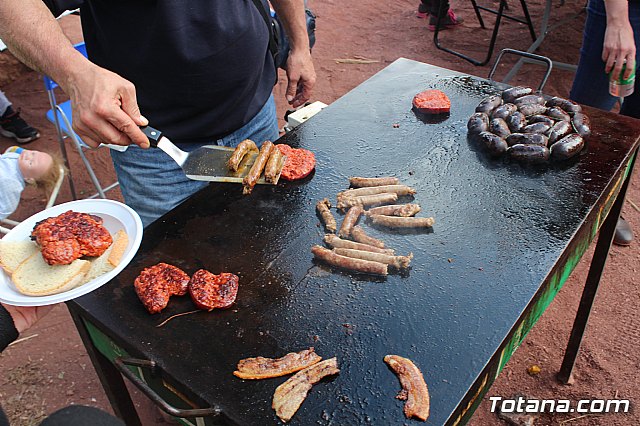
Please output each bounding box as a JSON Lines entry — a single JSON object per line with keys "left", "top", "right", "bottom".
{"left": 557, "top": 151, "right": 638, "bottom": 384}
{"left": 67, "top": 304, "right": 143, "bottom": 426}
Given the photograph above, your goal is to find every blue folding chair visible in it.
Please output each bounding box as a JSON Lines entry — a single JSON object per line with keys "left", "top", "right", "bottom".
{"left": 43, "top": 41, "right": 121, "bottom": 199}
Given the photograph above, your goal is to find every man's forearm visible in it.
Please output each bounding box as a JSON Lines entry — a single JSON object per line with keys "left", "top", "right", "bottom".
{"left": 0, "top": 0, "right": 91, "bottom": 94}
{"left": 270, "top": 0, "right": 310, "bottom": 52}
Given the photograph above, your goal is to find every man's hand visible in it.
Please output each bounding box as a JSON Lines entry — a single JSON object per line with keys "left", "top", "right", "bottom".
{"left": 2, "top": 303, "right": 55, "bottom": 333}
{"left": 285, "top": 48, "right": 316, "bottom": 108}
{"left": 603, "top": 3, "right": 636, "bottom": 81}
{"left": 66, "top": 63, "right": 150, "bottom": 149}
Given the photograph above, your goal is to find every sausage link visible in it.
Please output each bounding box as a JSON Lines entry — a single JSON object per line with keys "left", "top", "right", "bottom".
{"left": 324, "top": 234, "right": 395, "bottom": 255}
{"left": 467, "top": 112, "right": 490, "bottom": 135}
{"left": 502, "top": 86, "right": 532, "bottom": 103}
{"left": 365, "top": 204, "right": 422, "bottom": 217}
{"left": 264, "top": 146, "right": 284, "bottom": 183}
{"left": 333, "top": 248, "right": 413, "bottom": 269}
{"left": 227, "top": 139, "right": 258, "bottom": 172}
{"left": 349, "top": 177, "right": 400, "bottom": 187}
{"left": 338, "top": 206, "right": 363, "bottom": 238}
{"left": 311, "top": 245, "right": 388, "bottom": 275}
{"left": 351, "top": 225, "right": 386, "bottom": 248}
{"left": 316, "top": 198, "right": 337, "bottom": 233}
{"left": 338, "top": 185, "right": 416, "bottom": 199}
{"left": 368, "top": 214, "right": 435, "bottom": 228}
{"left": 242, "top": 141, "right": 274, "bottom": 195}
{"left": 336, "top": 193, "right": 399, "bottom": 210}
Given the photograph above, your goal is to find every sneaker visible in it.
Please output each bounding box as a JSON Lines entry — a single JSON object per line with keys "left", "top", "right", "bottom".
{"left": 416, "top": 1, "right": 429, "bottom": 19}
{"left": 428, "top": 9, "right": 464, "bottom": 31}
{"left": 0, "top": 106, "right": 40, "bottom": 144}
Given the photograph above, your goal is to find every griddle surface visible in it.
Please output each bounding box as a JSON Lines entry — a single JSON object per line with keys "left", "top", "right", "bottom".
{"left": 72, "top": 59, "right": 640, "bottom": 425}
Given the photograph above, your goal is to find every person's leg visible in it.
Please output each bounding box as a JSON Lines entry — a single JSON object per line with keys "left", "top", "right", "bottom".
{"left": 569, "top": 0, "right": 618, "bottom": 111}
{"left": 39, "top": 405, "right": 124, "bottom": 426}
{"left": 427, "top": 0, "right": 463, "bottom": 31}
{"left": 0, "top": 90, "right": 11, "bottom": 116}
{"left": 111, "top": 94, "right": 279, "bottom": 227}
{"left": 417, "top": 0, "right": 430, "bottom": 19}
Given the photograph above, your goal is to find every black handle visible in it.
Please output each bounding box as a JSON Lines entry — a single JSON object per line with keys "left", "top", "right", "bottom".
{"left": 140, "top": 126, "right": 162, "bottom": 148}
{"left": 488, "top": 48, "right": 553, "bottom": 92}
{"left": 114, "top": 356, "right": 222, "bottom": 418}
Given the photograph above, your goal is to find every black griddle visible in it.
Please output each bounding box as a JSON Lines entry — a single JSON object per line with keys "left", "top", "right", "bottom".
{"left": 68, "top": 59, "right": 640, "bottom": 425}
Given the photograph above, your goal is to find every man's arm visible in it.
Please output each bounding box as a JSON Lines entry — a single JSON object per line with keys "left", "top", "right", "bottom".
{"left": 0, "top": 0, "right": 149, "bottom": 148}
{"left": 270, "top": 0, "right": 317, "bottom": 108}
{"left": 603, "top": 0, "right": 635, "bottom": 81}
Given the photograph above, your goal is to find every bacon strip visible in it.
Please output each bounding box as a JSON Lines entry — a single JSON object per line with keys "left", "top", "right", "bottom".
{"left": 324, "top": 234, "right": 394, "bottom": 255}
{"left": 337, "top": 193, "right": 398, "bottom": 210}
{"left": 334, "top": 248, "right": 412, "bottom": 269}
{"left": 351, "top": 225, "right": 385, "bottom": 248}
{"left": 234, "top": 348, "right": 322, "bottom": 380}
{"left": 384, "top": 355, "right": 430, "bottom": 421}
{"left": 316, "top": 199, "right": 337, "bottom": 233}
{"left": 365, "top": 204, "right": 422, "bottom": 217}
{"left": 312, "top": 246, "right": 388, "bottom": 276}
{"left": 227, "top": 139, "right": 258, "bottom": 172}
{"left": 338, "top": 185, "right": 416, "bottom": 199}
{"left": 264, "top": 145, "right": 284, "bottom": 184}
{"left": 338, "top": 205, "right": 363, "bottom": 238}
{"left": 369, "top": 215, "right": 435, "bottom": 228}
{"left": 349, "top": 176, "right": 400, "bottom": 187}
{"left": 272, "top": 358, "right": 340, "bottom": 423}
{"left": 243, "top": 141, "right": 274, "bottom": 195}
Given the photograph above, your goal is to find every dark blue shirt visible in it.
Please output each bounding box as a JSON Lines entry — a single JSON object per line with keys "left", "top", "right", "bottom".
{"left": 80, "top": 0, "right": 276, "bottom": 143}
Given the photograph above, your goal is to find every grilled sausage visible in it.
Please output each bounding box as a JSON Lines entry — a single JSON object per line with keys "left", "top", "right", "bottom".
{"left": 518, "top": 103, "right": 548, "bottom": 117}
{"left": 502, "top": 86, "right": 533, "bottom": 103}
{"left": 333, "top": 248, "right": 413, "bottom": 269}
{"left": 523, "top": 122, "right": 551, "bottom": 134}
{"left": 572, "top": 112, "right": 592, "bottom": 137}
{"left": 338, "top": 206, "right": 364, "bottom": 238}
{"left": 336, "top": 193, "right": 399, "bottom": 210}
{"left": 546, "top": 106, "right": 571, "bottom": 122}
{"left": 264, "top": 145, "right": 284, "bottom": 183}
{"left": 546, "top": 97, "right": 582, "bottom": 115}
{"left": 528, "top": 115, "right": 555, "bottom": 126}
{"left": 368, "top": 214, "right": 435, "bottom": 228}
{"left": 475, "top": 95, "right": 503, "bottom": 114}
{"left": 324, "top": 234, "right": 395, "bottom": 255}
{"left": 365, "top": 204, "right": 422, "bottom": 217}
{"left": 312, "top": 245, "right": 388, "bottom": 275}
{"left": 547, "top": 120, "right": 572, "bottom": 144}
{"left": 227, "top": 139, "right": 258, "bottom": 172}
{"left": 514, "top": 94, "right": 546, "bottom": 107}
{"left": 242, "top": 141, "right": 274, "bottom": 195}
{"left": 489, "top": 118, "right": 511, "bottom": 138}
{"left": 351, "top": 225, "right": 386, "bottom": 248}
{"left": 506, "top": 111, "right": 526, "bottom": 133}
{"left": 316, "top": 198, "right": 337, "bottom": 233}
{"left": 506, "top": 133, "right": 548, "bottom": 147}
{"left": 491, "top": 103, "right": 518, "bottom": 120}
{"left": 349, "top": 176, "right": 400, "bottom": 187}
{"left": 338, "top": 185, "right": 417, "bottom": 199}
{"left": 550, "top": 133, "right": 584, "bottom": 160}
{"left": 508, "top": 144, "right": 550, "bottom": 163}
{"left": 478, "top": 131, "right": 508, "bottom": 156}
{"left": 467, "top": 112, "right": 490, "bottom": 134}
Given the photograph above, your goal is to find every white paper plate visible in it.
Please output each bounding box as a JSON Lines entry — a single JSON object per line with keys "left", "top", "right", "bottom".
{"left": 0, "top": 199, "right": 143, "bottom": 306}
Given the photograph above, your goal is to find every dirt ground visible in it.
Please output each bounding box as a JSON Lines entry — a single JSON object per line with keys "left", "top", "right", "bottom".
{"left": 1, "top": 1, "right": 639, "bottom": 425}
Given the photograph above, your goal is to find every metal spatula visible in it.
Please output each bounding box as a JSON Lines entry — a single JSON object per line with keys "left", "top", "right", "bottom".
{"left": 141, "top": 126, "right": 283, "bottom": 184}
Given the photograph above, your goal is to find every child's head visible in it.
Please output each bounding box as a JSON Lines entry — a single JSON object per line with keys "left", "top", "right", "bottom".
{"left": 17, "top": 150, "right": 65, "bottom": 195}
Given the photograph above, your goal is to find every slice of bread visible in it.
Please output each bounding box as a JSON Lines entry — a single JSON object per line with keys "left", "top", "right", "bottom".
{"left": 12, "top": 253, "right": 90, "bottom": 296}
{"left": 0, "top": 240, "right": 40, "bottom": 274}
{"left": 81, "top": 229, "right": 129, "bottom": 285}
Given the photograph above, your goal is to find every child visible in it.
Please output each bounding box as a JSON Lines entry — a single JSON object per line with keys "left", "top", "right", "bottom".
{"left": 0, "top": 90, "right": 40, "bottom": 144}
{"left": 416, "top": 0, "right": 463, "bottom": 31}
{"left": 0, "top": 147, "right": 64, "bottom": 219}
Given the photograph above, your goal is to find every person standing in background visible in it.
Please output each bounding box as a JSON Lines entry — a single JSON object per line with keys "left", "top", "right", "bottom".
{"left": 416, "top": 0, "right": 463, "bottom": 31}
{"left": 570, "top": 0, "right": 637, "bottom": 246}
{"left": 0, "top": 90, "right": 40, "bottom": 144}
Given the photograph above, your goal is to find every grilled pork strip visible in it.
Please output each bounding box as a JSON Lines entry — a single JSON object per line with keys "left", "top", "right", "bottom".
{"left": 234, "top": 348, "right": 322, "bottom": 380}
{"left": 338, "top": 205, "right": 363, "bottom": 238}
{"left": 336, "top": 193, "right": 398, "bottom": 210}
{"left": 349, "top": 176, "right": 400, "bottom": 187}
{"left": 312, "top": 245, "right": 388, "bottom": 276}
{"left": 365, "top": 204, "right": 422, "bottom": 217}
{"left": 272, "top": 358, "right": 340, "bottom": 423}
{"left": 333, "top": 248, "right": 412, "bottom": 269}
{"left": 316, "top": 199, "right": 337, "bottom": 233}
{"left": 242, "top": 141, "right": 274, "bottom": 195}
{"left": 338, "top": 184, "right": 416, "bottom": 199}
{"left": 324, "top": 234, "right": 395, "bottom": 255}
{"left": 350, "top": 225, "right": 386, "bottom": 248}
{"left": 227, "top": 139, "right": 257, "bottom": 172}
{"left": 384, "top": 355, "right": 430, "bottom": 421}
{"left": 369, "top": 215, "right": 435, "bottom": 228}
